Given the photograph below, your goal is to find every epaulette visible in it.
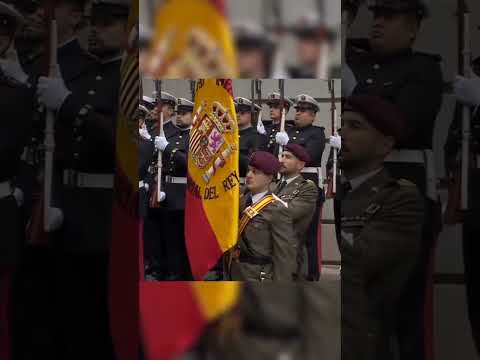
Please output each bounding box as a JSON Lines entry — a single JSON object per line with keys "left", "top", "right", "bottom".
{"left": 272, "top": 193, "right": 288, "bottom": 208}
{"left": 413, "top": 51, "right": 442, "bottom": 62}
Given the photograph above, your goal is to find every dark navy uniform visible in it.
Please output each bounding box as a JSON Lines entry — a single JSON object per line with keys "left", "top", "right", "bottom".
{"left": 347, "top": 1, "right": 443, "bottom": 359}
{"left": 262, "top": 92, "right": 294, "bottom": 156}
{"left": 234, "top": 97, "right": 264, "bottom": 179}
{"left": 0, "top": 73, "right": 34, "bottom": 265}
{"left": 149, "top": 97, "right": 193, "bottom": 280}
{"left": 286, "top": 94, "right": 326, "bottom": 281}
{"left": 445, "top": 104, "right": 480, "bottom": 354}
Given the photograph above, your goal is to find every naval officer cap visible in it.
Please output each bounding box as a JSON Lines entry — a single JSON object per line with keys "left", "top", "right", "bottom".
{"left": 249, "top": 151, "right": 281, "bottom": 176}
{"left": 91, "top": 0, "right": 130, "bottom": 17}
{"left": 265, "top": 93, "right": 294, "bottom": 109}
{"left": 344, "top": 95, "right": 407, "bottom": 143}
{"left": 234, "top": 97, "right": 261, "bottom": 112}
{"left": 294, "top": 94, "right": 320, "bottom": 112}
{"left": 0, "top": 2, "right": 24, "bottom": 32}
{"left": 233, "top": 21, "right": 273, "bottom": 51}
{"left": 141, "top": 96, "right": 155, "bottom": 110}
{"left": 367, "top": 0, "right": 429, "bottom": 19}
{"left": 176, "top": 98, "right": 194, "bottom": 112}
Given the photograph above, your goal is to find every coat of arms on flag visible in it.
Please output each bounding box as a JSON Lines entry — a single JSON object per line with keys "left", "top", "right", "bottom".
{"left": 185, "top": 79, "right": 239, "bottom": 280}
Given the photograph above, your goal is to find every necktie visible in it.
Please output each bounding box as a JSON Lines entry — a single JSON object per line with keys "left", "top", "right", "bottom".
{"left": 275, "top": 180, "right": 288, "bottom": 194}
{"left": 244, "top": 195, "right": 253, "bottom": 208}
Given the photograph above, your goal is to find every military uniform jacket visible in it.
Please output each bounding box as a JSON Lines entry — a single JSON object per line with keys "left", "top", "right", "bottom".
{"left": 348, "top": 44, "right": 443, "bottom": 149}
{"left": 239, "top": 126, "right": 263, "bottom": 177}
{"left": 230, "top": 193, "right": 298, "bottom": 281}
{"left": 0, "top": 73, "right": 35, "bottom": 265}
{"left": 54, "top": 57, "right": 121, "bottom": 254}
{"left": 262, "top": 121, "right": 293, "bottom": 156}
{"left": 273, "top": 176, "right": 319, "bottom": 277}
{"left": 287, "top": 125, "right": 325, "bottom": 167}
{"left": 336, "top": 169, "right": 424, "bottom": 360}
{"left": 160, "top": 126, "right": 190, "bottom": 210}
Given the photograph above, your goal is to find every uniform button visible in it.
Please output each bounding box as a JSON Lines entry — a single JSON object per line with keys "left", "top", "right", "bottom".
{"left": 175, "top": 142, "right": 179, "bottom": 145}
{"left": 88, "top": 90, "right": 95, "bottom": 95}
{"left": 296, "top": 131, "right": 299, "bottom": 134}
{"left": 96, "top": 75, "right": 103, "bottom": 81}
{"left": 366, "top": 79, "right": 373, "bottom": 84}
{"left": 179, "top": 135, "right": 182, "bottom": 139}
{"left": 293, "top": 137, "right": 297, "bottom": 140}
{"left": 76, "top": 136, "right": 83, "bottom": 142}
{"left": 373, "top": 64, "right": 380, "bottom": 70}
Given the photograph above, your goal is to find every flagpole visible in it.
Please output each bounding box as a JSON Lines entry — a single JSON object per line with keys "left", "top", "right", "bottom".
{"left": 329, "top": 79, "right": 338, "bottom": 196}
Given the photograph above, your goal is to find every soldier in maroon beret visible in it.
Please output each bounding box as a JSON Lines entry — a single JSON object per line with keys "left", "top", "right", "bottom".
{"left": 228, "top": 151, "right": 298, "bottom": 281}
{"left": 337, "top": 94, "right": 425, "bottom": 360}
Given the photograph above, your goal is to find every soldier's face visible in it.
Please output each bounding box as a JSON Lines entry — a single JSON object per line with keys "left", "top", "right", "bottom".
{"left": 297, "top": 38, "right": 321, "bottom": 66}
{"left": 176, "top": 111, "right": 193, "bottom": 128}
{"left": 339, "top": 111, "right": 394, "bottom": 170}
{"left": 269, "top": 104, "right": 282, "bottom": 121}
{"left": 18, "top": 3, "right": 45, "bottom": 42}
{"left": 246, "top": 166, "right": 273, "bottom": 193}
{"left": 279, "top": 152, "right": 305, "bottom": 176}
{"left": 237, "top": 49, "right": 266, "bottom": 78}
{"left": 161, "top": 104, "right": 174, "bottom": 119}
{"left": 237, "top": 110, "right": 252, "bottom": 128}
{"left": 294, "top": 107, "right": 316, "bottom": 128}
{"left": 369, "top": 10, "right": 419, "bottom": 55}
{"left": 89, "top": 17, "right": 128, "bottom": 57}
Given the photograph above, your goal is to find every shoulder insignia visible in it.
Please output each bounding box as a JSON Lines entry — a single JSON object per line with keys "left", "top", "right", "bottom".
{"left": 272, "top": 193, "right": 288, "bottom": 208}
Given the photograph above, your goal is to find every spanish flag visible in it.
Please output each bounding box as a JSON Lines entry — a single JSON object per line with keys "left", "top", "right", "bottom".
{"left": 185, "top": 79, "right": 239, "bottom": 279}
{"left": 140, "top": 282, "right": 241, "bottom": 360}
{"left": 109, "top": 1, "right": 139, "bottom": 360}
{"left": 149, "top": 0, "right": 237, "bottom": 78}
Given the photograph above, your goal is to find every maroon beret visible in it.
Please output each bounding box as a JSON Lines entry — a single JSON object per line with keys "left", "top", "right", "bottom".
{"left": 343, "top": 95, "right": 407, "bottom": 142}
{"left": 284, "top": 144, "right": 311, "bottom": 163}
{"left": 248, "top": 151, "right": 281, "bottom": 175}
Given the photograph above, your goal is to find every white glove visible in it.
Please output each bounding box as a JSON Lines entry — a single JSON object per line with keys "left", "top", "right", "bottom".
{"left": 159, "top": 191, "right": 166, "bottom": 202}
{"left": 12, "top": 188, "right": 24, "bottom": 207}
{"left": 37, "top": 66, "right": 72, "bottom": 111}
{"left": 154, "top": 136, "right": 169, "bottom": 151}
{"left": 453, "top": 75, "right": 480, "bottom": 106}
{"left": 0, "top": 48, "right": 29, "bottom": 84}
{"left": 329, "top": 135, "right": 342, "bottom": 150}
{"left": 139, "top": 127, "right": 151, "bottom": 140}
{"left": 45, "top": 207, "right": 64, "bottom": 232}
{"left": 257, "top": 118, "right": 266, "bottom": 135}
{"left": 275, "top": 131, "right": 289, "bottom": 146}
{"left": 341, "top": 64, "right": 357, "bottom": 98}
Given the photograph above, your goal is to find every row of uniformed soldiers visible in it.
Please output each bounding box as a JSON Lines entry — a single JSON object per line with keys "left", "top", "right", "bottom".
{"left": 139, "top": 88, "right": 328, "bottom": 281}
{"left": 0, "top": 1, "right": 130, "bottom": 359}
{"left": 340, "top": 0, "right": 480, "bottom": 359}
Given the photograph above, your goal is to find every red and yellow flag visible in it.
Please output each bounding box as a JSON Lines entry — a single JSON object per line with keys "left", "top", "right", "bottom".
{"left": 148, "top": 0, "right": 237, "bottom": 78}
{"left": 185, "top": 79, "right": 239, "bottom": 279}
{"left": 109, "top": 1, "right": 139, "bottom": 360}
{"left": 140, "top": 282, "right": 241, "bottom": 360}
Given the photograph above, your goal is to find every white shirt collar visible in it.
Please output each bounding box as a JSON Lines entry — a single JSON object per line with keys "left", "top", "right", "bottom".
{"left": 344, "top": 167, "right": 383, "bottom": 191}
{"left": 251, "top": 191, "right": 269, "bottom": 205}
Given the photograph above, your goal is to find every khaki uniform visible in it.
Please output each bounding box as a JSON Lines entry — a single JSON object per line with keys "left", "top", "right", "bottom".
{"left": 335, "top": 169, "right": 424, "bottom": 360}
{"left": 180, "top": 282, "right": 341, "bottom": 360}
{"left": 229, "top": 193, "right": 297, "bottom": 281}
{"left": 272, "top": 176, "right": 319, "bottom": 278}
